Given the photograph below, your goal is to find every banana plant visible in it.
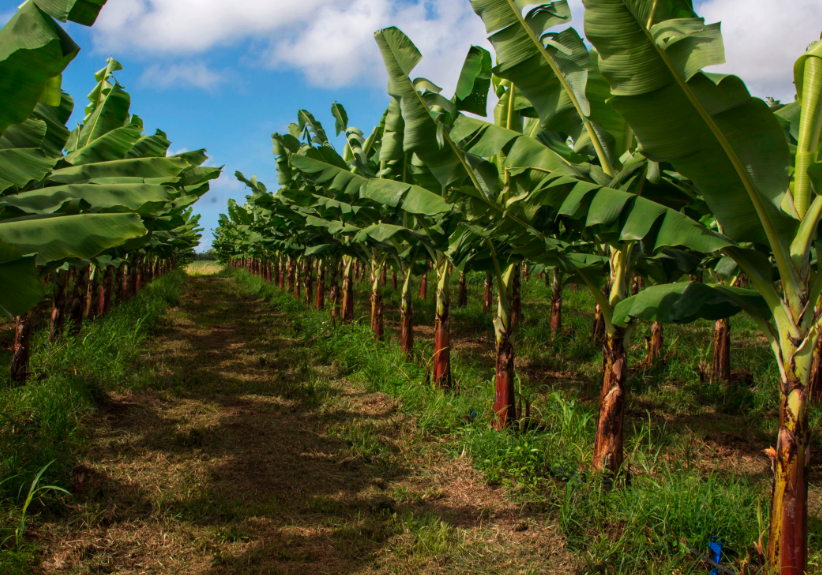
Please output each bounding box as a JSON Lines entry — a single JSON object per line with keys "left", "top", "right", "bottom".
{"left": 579, "top": 0, "right": 822, "bottom": 569}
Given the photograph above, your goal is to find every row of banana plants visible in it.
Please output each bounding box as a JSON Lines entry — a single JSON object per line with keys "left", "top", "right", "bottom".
{"left": 213, "top": 1, "right": 820, "bottom": 572}
{"left": 1, "top": 1, "right": 220, "bottom": 383}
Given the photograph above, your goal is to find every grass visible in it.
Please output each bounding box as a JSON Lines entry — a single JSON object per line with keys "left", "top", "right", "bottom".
{"left": 230, "top": 267, "right": 821, "bottom": 574}
{"left": 0, "top": 271, "right": 185, "bottom": 573}
{"left": 186, "top": 261, "right": 224, "bottom": 276}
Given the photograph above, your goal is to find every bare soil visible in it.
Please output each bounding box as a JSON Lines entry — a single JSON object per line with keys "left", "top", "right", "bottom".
{"left": 33, "top": 274, "right": 577, "bottom": 574}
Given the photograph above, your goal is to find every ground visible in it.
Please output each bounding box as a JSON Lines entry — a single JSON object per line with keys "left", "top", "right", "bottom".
{"left": 31, "top": 273, "right": 577, "bottom": 574}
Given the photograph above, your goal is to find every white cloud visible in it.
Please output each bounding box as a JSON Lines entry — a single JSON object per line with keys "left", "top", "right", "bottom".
{"left": 140, "top": 61, "right": 227, "bottom": 90}
{"left": 92, "top": 0, "right": 334, "bottom": 54}
{"left": 91, "top": 0, "right": 819, "bottom": 104}
{"left": 698, "top": 0, "right": 822, "bottom": 101}
{"left": 92, "top": 0, "right": 490, "bottom": 95}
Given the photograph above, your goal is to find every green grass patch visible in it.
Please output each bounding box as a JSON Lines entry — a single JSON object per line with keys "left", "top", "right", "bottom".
{"left": 0, "top": 271, "right": 185, "bottom": 568}
{"left": 229, "top": 267, "right": 821, "bottom": 574}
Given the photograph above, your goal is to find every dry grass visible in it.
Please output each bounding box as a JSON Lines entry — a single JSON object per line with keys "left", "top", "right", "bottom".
{"left": 31, "top": 274, "right": 576, "bottom": 574}
{"left": 185, "top": 261, "right": 223, "bottom": 276}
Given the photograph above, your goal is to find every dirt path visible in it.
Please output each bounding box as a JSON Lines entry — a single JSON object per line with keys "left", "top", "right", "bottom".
{"left": 36, "top": 273, "right": 576, "bottom": 575}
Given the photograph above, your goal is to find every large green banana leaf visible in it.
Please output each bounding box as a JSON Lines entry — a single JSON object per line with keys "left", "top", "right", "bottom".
{"left": 0, "top": 183, "right": 173, "bottom": 215}
{"left": 0, "top": 239, "right": 42, "bottom": 317}
{"left": 613, "top": 281, "right": 772, "bottom": 326}
{"left": 583, "top": 0, "right": 795, "bottom": 251}
{"left": 471, "top": 0, "right": 628, "bottom": 167}
{"left": 291, "top": 149, "right": 452, "bottom": 215}
{"left": 47, "top": 156, "right": 190, "bottom": 184}
{"left": 374, "top": 27, "right": 466, "bottom": 189}
{"left": 0, "top": 0, "right": 106, "bottom": 136}
{"left": 0, "top": 213, "right": 146, "bottom": 264}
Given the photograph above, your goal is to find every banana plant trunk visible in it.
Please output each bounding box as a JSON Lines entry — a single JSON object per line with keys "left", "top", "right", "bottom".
{"left": 432, "top": 260, "right": 452, "bottom": 389}
{"left": 316, "top": 260, "right": 325, "bottom": 310}
{"left": 10, "top": 312, "right": 32, "bottom": 385}
{"left": 458, "top": 272, "right": 467, "bottom": 308}
{"left": 809, "top": 336, "right": 822, "bottom": 403}
{"left": 303, "top": 258, "right": 313, "bottom": 309}
{"left": 123, "top": 263, "right": 133, "bottom": 301}
{"left": 646, "top": 322, "right": 663, "bottom": 367}
{"left": 49, "top": 272, "right": 67, "bottom": 342}
{"left": 767, "top": 368, "right": 811, "bottom": 575}
{"left": 392, "top": 270, "right": 397, "bottom": 291}
{"left": 99, "top": 267, "right": 112, "bottom": 316}
{"left": 511, "top": 264, "right": 522, "bottom": 329}
{"left": 294, "top": 258, "right": 301, "bottom": 300}
{"left": 134, "top": 257, "right": 142, "bottom": 294}
{"left": 592, "top": 303, "right": 606, "bottom": 346}
{"left": 711, "top": 318, "right": 731, "bottom": 382}
{"left": 68, "top": 267, "right": 85, "bottom": 335}
{"left": 592, "top": 327, "right": 627, "bottom": 474}
{"left": 380, "top": 264, "right": 386, "bottom": 287}
{"left": 400, "top": 266, "right": 414, "bottom": 361}
{"left": 550, "top": 269, "right": 563, "bottom": 336}
{"left": 286, "top": 257, "right": 295, "bottom": 293}
{"left": 419, "top": 267, "right": 428, "bottom": 300}
{"left": 341, "top": 256, "right": 354, "bottom": 323}
{"left": 370, "top": 256, "right": 383, "bottom": 341}
{"left": 492, "top": 264, "right": 518, "bottom": 430}
{"left": 483, "top": 272, "right": 493, "bottom": 314}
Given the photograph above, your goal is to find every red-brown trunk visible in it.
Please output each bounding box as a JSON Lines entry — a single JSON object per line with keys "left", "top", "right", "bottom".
{"left": 286, "top": 260, "right": 295, "bottom": 293}
{"left": 711, "top": 318, "right": 731, "bottom": 383}
{"left": 10, "top": 312, "right": 32, "bottom": 385}
{"left": 419, "top": 271, "right": 428, "bottom": 299}
{"left": 433, "top": 306, "right": 451, "bottom": 389}
{"left": 645, "top": 321, "right": 663, "bottom": 367}
{"left": 380, "top": 265, "right": 387, "bottom": 287}
{"left": 550, "top": 292, "right": 562, "bottom": 335}
{"left": 593, "top": 329, "right": 627, "bottom": 474}
{"left": 492, "top": 333, "right": 517, "bottom": 429}
{"left": 767, "top": 378, "right": 810, "bottom": 575}
{"left": 550, "top": 271, "right": 562, "bottom": 336}
{"left": 392, "top": 270, "right": 397, "bottom": 291}
{"left": 458, "top": 272, "right": 467, "bottom": 308}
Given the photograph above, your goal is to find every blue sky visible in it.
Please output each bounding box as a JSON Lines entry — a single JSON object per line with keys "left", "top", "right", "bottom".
{"left": 3, "top": 0, "right": 820, "bottom": 251}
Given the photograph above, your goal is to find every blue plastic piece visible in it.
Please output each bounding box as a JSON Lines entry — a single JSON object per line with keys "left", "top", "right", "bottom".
{"left": 708, "top": 535, "right": 724, "bottom": 575}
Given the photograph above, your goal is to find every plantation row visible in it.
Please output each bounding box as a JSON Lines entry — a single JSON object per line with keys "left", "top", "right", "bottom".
{"left": 213, "top": 2, "right": 822, "bottom": 573}
{"left": 1, "top": 3, "right": 219, "bottom": 383}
